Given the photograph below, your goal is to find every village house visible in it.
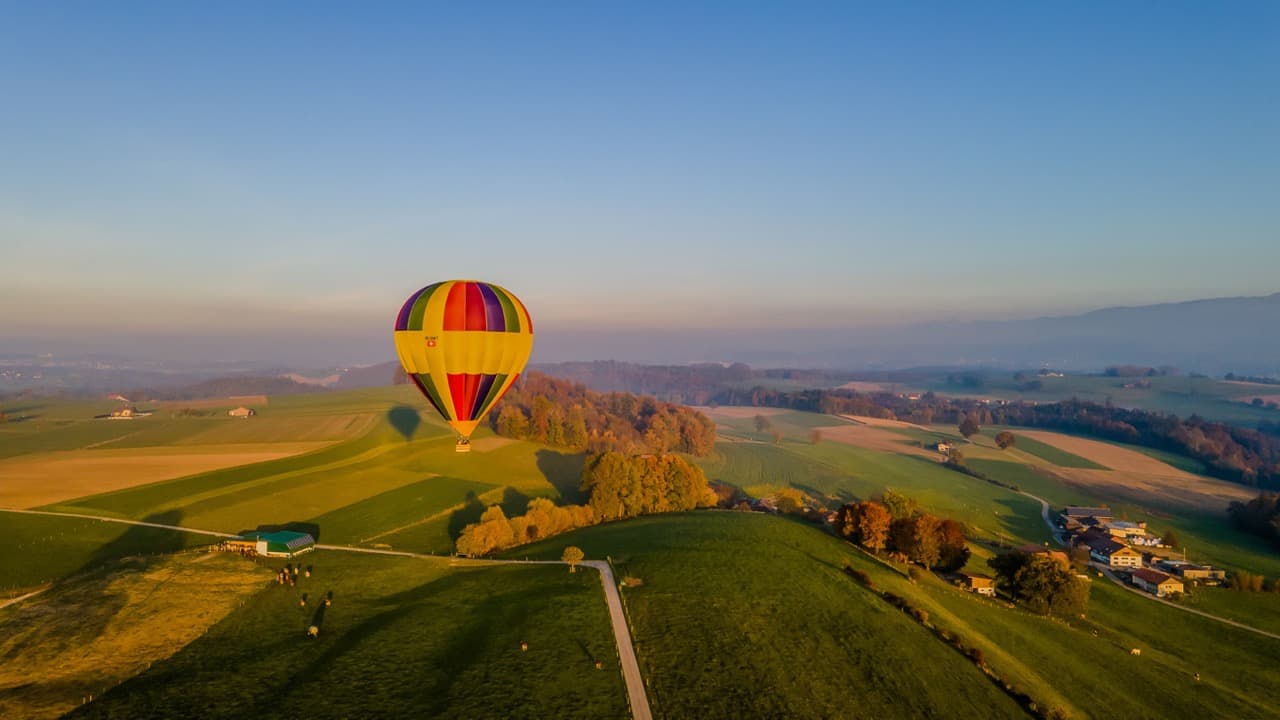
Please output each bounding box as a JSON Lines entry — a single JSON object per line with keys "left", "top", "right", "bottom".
{"left": 960, "top": 573, "right": 996, "bottom": 597}
{"left": 228, "top": 406, "right": 256, "bottom": 418}
{"left": 934, "top": 441, "right": 954, "bottom": 454}
{"left": 1154, "top": 560, "right": 1227, "bottom": 586}
{"left": 1018, "top": 544, "right": 1070, "bottom": 566}
{"left": 1086, "top": 538, "right": 1142, "bottom": 568}
{"left": 1059, "top": 506, "right": 1114, "bottom": 525}
{"left": 1131, "top": 568, "right": 1184, "bottom": 598}
{"left": 1102, "top": 520, "right": 1147, "bottom": 539}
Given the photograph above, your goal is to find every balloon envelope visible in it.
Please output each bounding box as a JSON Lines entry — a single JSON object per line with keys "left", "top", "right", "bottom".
{"left": 393, "top": 280, "right": 533, "bottom": 443}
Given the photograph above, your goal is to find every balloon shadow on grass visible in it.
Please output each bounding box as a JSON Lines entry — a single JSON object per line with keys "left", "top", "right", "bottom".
{"left": 388, "top": 405, "right": 422, "bottom": 441}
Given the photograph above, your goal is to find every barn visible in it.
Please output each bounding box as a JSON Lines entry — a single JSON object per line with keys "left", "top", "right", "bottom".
{"left": 237, "top": 530, "right": 316, "bottom": 558}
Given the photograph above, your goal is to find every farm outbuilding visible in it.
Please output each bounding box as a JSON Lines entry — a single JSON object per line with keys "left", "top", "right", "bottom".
{"left": 228, "top": 406, "right": 256, "bottom": 418}
{"left": 236, "top": 530, "right": 316, "bottom": 558}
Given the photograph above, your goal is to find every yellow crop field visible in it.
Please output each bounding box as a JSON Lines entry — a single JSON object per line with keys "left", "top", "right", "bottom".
{"left": 0, "top": 443, "right": 331, "bottom": 508}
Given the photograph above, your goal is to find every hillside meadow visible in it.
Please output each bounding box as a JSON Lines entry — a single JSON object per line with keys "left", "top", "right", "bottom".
{"left": 61, "top": 551, "right": 627, "bottom": 720}
{"left": 513, "top": 512, "right": 1280, "bottom": 720}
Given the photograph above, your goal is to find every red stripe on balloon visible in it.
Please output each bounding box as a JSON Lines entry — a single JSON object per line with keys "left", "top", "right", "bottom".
{"left": 448, "top": 373, "right": 469, "bottom": 419}
{"left": 464, "top": 282, "right": 487, "bottom": 330}
{"left": 443, "top": 282, "right": 467, "bottom": 331}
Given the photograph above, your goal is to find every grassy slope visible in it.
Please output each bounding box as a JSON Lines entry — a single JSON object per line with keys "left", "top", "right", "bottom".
{"left": 0, "top": 514, "right": 209, "bottom": 593}
{"left": 0, "top": 553, "right": 270, "bottom": 720}
{"left": 65, "top": 551, "right": 627, "bottom": 720}
{"left": 514, "top": 512, "right": 1280, "bottom": 720}
{"left": 699, "top": 439, "right": 1050, "bottom": 547}
{"left": 510, "top": 512, "right": 1026, "bottom": 720}
{"left": 1007, "top": 433, "right": 1107, "bottom": 469}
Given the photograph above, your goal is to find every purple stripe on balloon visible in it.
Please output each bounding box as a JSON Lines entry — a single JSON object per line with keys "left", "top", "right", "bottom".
{"left": 470, "top": 373, "right": 498, "bottom": 419}
{"left": 395, "top": 287, "right": 427, "bottom": 330}
{"left": 478, "top": 283, "right": 506, "bottom": 332}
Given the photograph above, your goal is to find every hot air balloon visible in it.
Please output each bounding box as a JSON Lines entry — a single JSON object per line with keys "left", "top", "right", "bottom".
{"left": 393, "top": 280, "right": 533, "bottom": 452}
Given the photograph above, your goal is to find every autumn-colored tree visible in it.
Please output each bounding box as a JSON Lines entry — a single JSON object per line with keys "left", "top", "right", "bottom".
{"left": 809, "top": 429, "right": 823, "bottom": 444}
{"left": 495, "top": 405, "right": 529, "bottom": 438}
{"left": 1161, "top": 530, "right": 1180, "bottom": 548}
{"left": 994, "top": 431, "right": 1016, "bottom": 449}
{"left": 851, "top": 501, "right": 892, "bottom": 552}
{"left": 565, "top": 405, "right": 589, "bottom": 448}
{"left": 754, "top": 414, "right": 772, "bottom": 433}
{"left": 771, "top": 430, "right": 783, "bottom": 445}
{"left": 774, "top": 487, "right": 808, "bottom": 515}
{"left": 945, "top": 447, "right": 966, "bottom": 466}
{"left": 562, "top": 546, "right": 584, "bottom": 573}
{"left": 936, "top": 518, "right": 970, "bottom": 571}
{"left": 958, "top": 415, "right": 981, "bottom": 438}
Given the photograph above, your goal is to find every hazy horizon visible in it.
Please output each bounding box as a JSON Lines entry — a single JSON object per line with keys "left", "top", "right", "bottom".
{"left": 3, "top": 4, "right": 1277, "bottom": 366}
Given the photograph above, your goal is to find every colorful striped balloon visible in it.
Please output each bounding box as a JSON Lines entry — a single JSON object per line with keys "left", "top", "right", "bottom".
{"left": 393, "top": 280, "right": 533, "bottom": 451}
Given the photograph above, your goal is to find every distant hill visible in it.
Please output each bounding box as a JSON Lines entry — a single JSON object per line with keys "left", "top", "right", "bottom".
{"left": 133, "top": 376, "right": 324, "bottom": 401}
{"left": 733, "top": 293, "right": 1280, "bottom": 375}
{"left": 332, "top": 361, "right": 400, "bottom": 389}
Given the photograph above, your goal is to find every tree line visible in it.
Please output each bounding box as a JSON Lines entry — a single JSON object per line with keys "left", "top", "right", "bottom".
{"left": 491, "top": 372, "right": 716, "bottom": 455}
{"left": 456, "top": 452, "right": 715, "bottom": 556}
{"left": 833, "top": 491, "right": 970, "bottom": 572}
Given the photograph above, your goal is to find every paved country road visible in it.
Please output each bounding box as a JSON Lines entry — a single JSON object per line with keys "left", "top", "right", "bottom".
{"left": 1015, "top": 492, "right": 1280, "bottom": 642}
{"left": 0, "top": 508, "right": 654, "bottom": 720}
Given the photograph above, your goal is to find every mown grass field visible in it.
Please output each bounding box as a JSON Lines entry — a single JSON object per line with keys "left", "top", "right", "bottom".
{"left": 698, "top": 438, "right": 1051, "bottom": 547}
{"left": 0, "top": 513, "right": 210, "bottom": 593}
{"left": 64, "top": 551, "right": 627, "bottom": 720}
{"left": 509, "top": 512, "right": 1028, "bottom": 720}
{"left": 514, "top": 512, "right": 1280, "bottom": 720}
{"left": 0, "top": 553, "right": 270, "bottom": 720}
{"left": 1005, "top": 433, "right": 1107, "bottom": 469}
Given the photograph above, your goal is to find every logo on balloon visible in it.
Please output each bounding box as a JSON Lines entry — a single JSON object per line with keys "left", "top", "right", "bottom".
{"left": 426, "top": 337, "right": 438, "bottom": 348}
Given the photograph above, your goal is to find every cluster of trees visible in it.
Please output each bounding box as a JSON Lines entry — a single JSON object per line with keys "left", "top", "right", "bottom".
{"left": 1228, "top": 492, "right": 1280, "bottom": 549}
{"left": 1225, "top": 372, "right": 1280, "bottom": 386}
{"left": 491, "top": 372, "right": 716, "bottom": 455}
{"left": 717, "top": 387, "right": 1280, "bottom": 489}
{"left": 533, "top": 360, "right": 852, "bottom": 405}
{"left": 455, "top": 499, "right": 597, "bottom": 557}
{"left": 456, "top": 452, "right": 717, "bottom": 556}
{"left": 833, "top": 493, "right": 970, "bottom": 571}
{"left": 988, "top": 551, "right": 1090, "bottom": 617}
{"left": 580, "top": 452, "right": 717, "bottom": 522}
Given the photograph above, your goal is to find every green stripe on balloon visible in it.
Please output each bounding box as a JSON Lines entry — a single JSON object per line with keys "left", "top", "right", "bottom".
{"left": 407, "top": 282, "right": 444, "bottom": 332}
{"left": 493, "top": 286, "right": 520, "bottom": 333}
{"left": 413, "top": 373, "right": 451, "bottom": 421}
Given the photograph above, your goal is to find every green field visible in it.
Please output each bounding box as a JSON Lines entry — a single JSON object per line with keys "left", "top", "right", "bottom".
{"left": 64, "top": 551, "right": 627, "bottom": 719}
{"left": 513, "top": 512, "right": 1280, "bottom": 720}
{"left": 0, "top": 513, "right": 210, "bottom": 593}
{"left": 509, "top": 512, "right": 1028, "bottom": 719}
{"left": 1006, "top": 433, "right": 1107, "bottom": 469}
{"left": 699, "top": 438, "right": 1051, "bottom": 547}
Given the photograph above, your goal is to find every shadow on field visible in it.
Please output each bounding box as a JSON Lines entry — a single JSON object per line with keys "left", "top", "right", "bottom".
{"left": 77, "top": 510, "right": 190, "bottom": 577}
{"left": 387, "top": 405, "right": 422, "bottom": 441}
{"left": 448, "top": 492, "right": 486, "bottom": 540}
{"left": 500, "top": 488, "right": 531, "bottom": 516}
{"left": 240, "top": 521, "right": 322, "bottom": 542}
{"left": 536, "top": 450, "right": 588, "bottom": 504}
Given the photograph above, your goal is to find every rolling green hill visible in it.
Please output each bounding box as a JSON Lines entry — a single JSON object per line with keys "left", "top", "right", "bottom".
{"left": 512, "top": 512, "right": 1280, "bottom": 720}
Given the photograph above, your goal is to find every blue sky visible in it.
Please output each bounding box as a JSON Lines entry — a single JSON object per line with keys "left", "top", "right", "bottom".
{"left": 1, "top": 2, "right": 1276, "bottom": 363}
